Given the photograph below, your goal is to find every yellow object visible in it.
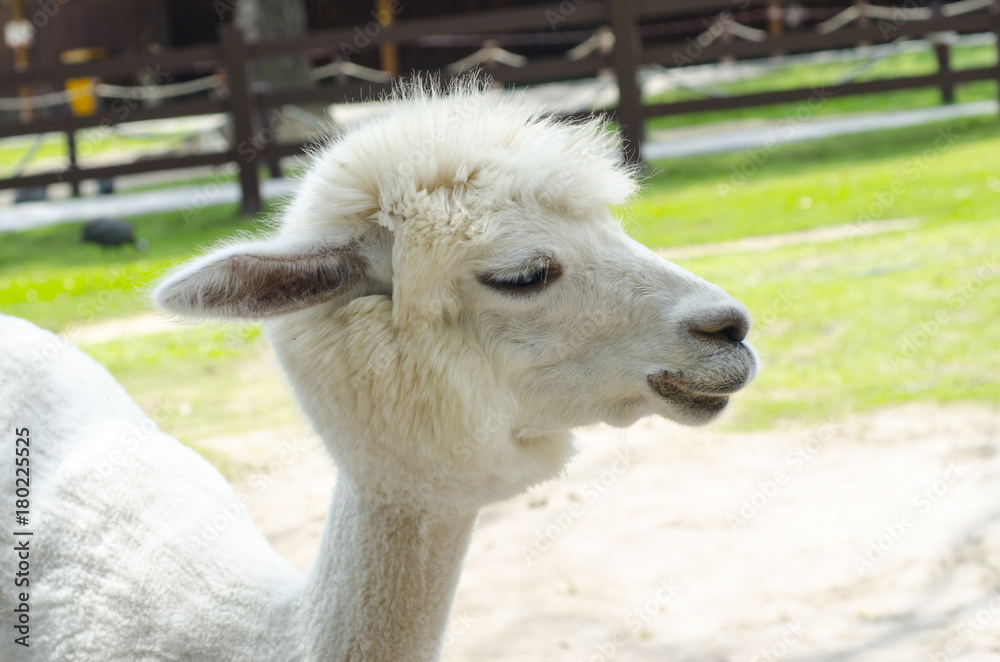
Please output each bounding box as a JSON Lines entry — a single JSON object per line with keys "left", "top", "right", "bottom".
{"left": 65, "top": 77, "right": 96, "bottom": 116}
{"left": 60, "top": 48, "right": 107, "bottom": 117}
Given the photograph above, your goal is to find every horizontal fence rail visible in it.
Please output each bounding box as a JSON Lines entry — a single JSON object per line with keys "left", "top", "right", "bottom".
{"left": 0, "top": 0, "right": 996, "bottom": 214}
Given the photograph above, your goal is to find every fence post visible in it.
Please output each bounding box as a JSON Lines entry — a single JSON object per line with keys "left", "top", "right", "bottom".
{"left": 719, "top": 14, "right": 735, "bottom": 64}
{"left": 854, "top": 0, "right": 871, "bottom": 49}
{"left": 767, "top": 0, "right": 784, "bottom": 59}
{"left": 260, "top": 106, "right": 283, "bottom": 179}
{"left": 609, "top": 0, "right": 644, "bottom": 165}
{"left": 220, "top": 26, "right": 262, "bottom": 216}
{"left": 65, "top": 130, "right": 80, "bottom": 197}
{"left": 930, "top": 2, "right": 955, "bottom": 104}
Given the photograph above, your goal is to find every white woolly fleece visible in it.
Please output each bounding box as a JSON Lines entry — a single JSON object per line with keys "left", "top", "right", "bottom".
{"left": 0, "top": 315, "right": 302, "bottom": 660}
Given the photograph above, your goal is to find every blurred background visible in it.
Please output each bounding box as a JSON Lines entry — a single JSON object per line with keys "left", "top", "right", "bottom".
{"left": 1, "top": 1, "right": 999, "bottom": 660}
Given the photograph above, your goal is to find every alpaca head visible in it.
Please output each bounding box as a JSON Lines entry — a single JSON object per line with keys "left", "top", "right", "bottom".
{"left": 155, "top": 80, "right": 757, "bottom": 510}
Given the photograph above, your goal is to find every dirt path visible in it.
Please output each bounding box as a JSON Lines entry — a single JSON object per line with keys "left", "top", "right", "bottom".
{"left": 214, "top": 403, "right": 1000, "bottom": 661}
{"left": 69, "top": 311, "right": 179, "bottom": 345}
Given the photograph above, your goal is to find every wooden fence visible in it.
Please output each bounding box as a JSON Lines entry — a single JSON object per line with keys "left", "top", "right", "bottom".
{"left": 0, "top": 0, "right": 998, "bottom": 214}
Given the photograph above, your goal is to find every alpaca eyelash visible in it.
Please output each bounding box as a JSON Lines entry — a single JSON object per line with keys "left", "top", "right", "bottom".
{"left": 478, "top": 258, "right": 562, "bottom": 295}
{"left": 481, "top": 267, "right": 548, "bottom": 292}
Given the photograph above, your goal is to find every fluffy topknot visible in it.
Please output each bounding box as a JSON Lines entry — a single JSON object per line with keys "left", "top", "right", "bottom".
{"left": 281, "top": 75, "right": 639, "bottom": 236}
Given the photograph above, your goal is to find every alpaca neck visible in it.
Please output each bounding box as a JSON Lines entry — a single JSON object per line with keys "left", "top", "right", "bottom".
{"left": 299, "top": 476, "right": 477, "bottom": 661}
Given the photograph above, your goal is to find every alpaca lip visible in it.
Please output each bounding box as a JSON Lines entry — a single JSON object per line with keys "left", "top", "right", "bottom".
{"left": 647, "top": 372, "right": 731, "bottom": 411}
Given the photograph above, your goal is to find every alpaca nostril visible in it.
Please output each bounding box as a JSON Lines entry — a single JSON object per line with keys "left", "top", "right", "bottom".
{"left": 690, "top": 312, "right": 750, "bottom": 345}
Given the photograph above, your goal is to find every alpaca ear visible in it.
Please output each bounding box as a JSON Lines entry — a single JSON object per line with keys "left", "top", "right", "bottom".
{"left": 154, "top": 237, "right": 368, "bottom": 320}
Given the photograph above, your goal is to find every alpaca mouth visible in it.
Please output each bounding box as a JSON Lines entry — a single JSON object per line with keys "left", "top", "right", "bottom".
{"left": 647, "top": 372, "right": 731, "bottom": 411}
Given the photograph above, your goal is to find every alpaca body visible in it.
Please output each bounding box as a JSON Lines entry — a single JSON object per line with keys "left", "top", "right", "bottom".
{"left": 0, "top": 315, "right": 301, "bottom": 660}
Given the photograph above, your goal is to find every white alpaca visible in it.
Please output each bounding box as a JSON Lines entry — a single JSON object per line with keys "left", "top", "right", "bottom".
{"left": 0, "top": 80, "right": 757, "bottom": 661}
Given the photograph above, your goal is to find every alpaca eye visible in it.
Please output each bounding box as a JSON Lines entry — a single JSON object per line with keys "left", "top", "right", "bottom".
{"left": 498, "top": 268, "right": 548, "bottom": 287}
{"left": 479, "top": 263, "right": 559, "bottom": 295}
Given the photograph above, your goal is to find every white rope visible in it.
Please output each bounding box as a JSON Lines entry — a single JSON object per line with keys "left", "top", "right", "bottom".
{"left": 726, "top": 21, "right": 769, "bottom": 42}
{"left": 0, "top": 74, "right": 220, "bottom": 111}
{"left": 565, "top": 27, "right": 615, "bottom": 61}
{"left": 694, "top": 16, "right": 768, "bottom": 47}
{"left": 817, "top": 6, "right": 860, "bottom": 34}
{"left": 645, "top": 32, "right": 924, "bottom": 101}
{"left": 862, "top": 5, "right": 933, "bottom": 21}
{"left": 942, "top": 0, "right": 995, "bottom": 16}
{"left": 94, "top": 74, "right": 220, "bottom": 100}
{"left": 446, "top": 45, "right": 528, "bottom": 74}
{"left": 818, "top": 4, "right": 936, "bottom": 34}
{"left": 0, "top": 87, "right": 78, "bottom": 111}
{"left": 309, "top": 60, "right": 392, "bottom": 83}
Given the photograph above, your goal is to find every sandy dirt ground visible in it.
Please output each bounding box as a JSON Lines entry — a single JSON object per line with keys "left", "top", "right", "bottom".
{"left": 206, "top": 403, "right": 1000, "bottom": 662}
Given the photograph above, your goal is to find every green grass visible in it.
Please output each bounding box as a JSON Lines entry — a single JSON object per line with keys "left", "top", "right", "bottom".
{"left": 81, "top": 325, "right": 303, "bottom": 474}
{"left": 645, "top": 42, "right": 998, "bottom": 131}
{"left": 632, "top": 111, "right": 1000, "bottom": 428}
{"left": 0, "top": 130, "right": 188, "bottom": 175}
{"left": 694, "top": 217, "right": 1000, "bottom": 430}
{"left": 0, "top": 199, "right": 289, "bottom": 471}
{"left": 628, "top": 115, "right": 1000, "bottom": 247}
{"left": 0, "top": 202, "right": 278, "bottom": 331}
